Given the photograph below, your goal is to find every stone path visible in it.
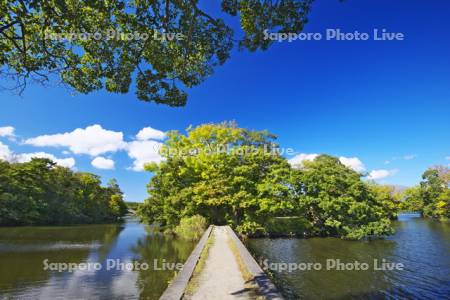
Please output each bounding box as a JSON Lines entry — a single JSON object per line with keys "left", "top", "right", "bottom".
{"left": 189, "top": 226, "right": 252, "bottom": 299}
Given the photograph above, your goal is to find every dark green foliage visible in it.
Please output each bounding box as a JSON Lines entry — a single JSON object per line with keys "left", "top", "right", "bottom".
{"left": 264, "top": 217, "right": 311, "bottom": 237}
{"left": 1, "top": 0, "right": 313, "bottom": 105}
{"left": 290, "top": 155, "right": 394, "bottom": 239}
{"left": 0, "top": 158, "right": 127, "bottom": 226}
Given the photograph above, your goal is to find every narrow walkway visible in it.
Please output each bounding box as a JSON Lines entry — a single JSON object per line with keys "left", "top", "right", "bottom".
{"left": 189, "top": 226, "right": 252, "bottom": 300}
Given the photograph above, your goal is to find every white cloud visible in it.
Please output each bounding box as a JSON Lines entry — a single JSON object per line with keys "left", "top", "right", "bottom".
{"left": 0, "top": 141, "right": 13, "bottom": 161}
{"left": 25, "top": 124, "right": 127, "bottom": 156}
{"left": 367, "top": 169, "right": 398, "bottom": 180}
{"left": 339, "top": 156, "right": 366, "bottom": 172}
{"left": 127, "top": 140, "right": 163, "bottom": 171}
{"left": 21, "top": 124, "right": 169, "bottom": 171}
{"left": 403, "top": 154, "right": 417, "bottom": 160}
{"left": 0, "top": 141, "right": 75, "bottom": 168}
{"left": 0, "top": 126, "right": 15, "bottom": 138}
{"left": 288, "top": 153, "right": 319, "bottom": 167}
{"left": 385, "top": 154, "right": 417, "bottom": 164}
{"left": 136, "top": 127, "right": 166, "bottom": 141}
{"left": 2, "top": 124, "right": 171, "bottom": 172}
{"left": 91, "top": 156, "right": 115, "bottom": 170}
{"left": 289, "top": 153, "right": 366, "bottom": 172}
{"left": 15, "top": 152, "right": 76, "bottom": 168}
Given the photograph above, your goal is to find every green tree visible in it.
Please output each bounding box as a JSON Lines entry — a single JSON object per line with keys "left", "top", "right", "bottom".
{"left": 138, "top": 122, "right": 293, "bottom": 231}
{"left": 1, "top": 0, "right": 313, "bottom": 105}
{"left": 398, "top": 186, "right": 423, "bottom": 212}
{"left": 367, "top": 184, "right": 400, "bottom": 220}
{"left": 435, "top": 189, "right": 450, "bottom": 220}
{"left": 109, "top": 194, "right": 128, "bottom": 220}
{"left": 290, "top": 155, "right": 393, "bottom": 239}
{"left": 420, "top": 166, "right": 449, "bottom": 220}
{"left": 139, "top": 123, "right": 394, "bottom": 239}
{"left": 107, "top": 178, "right": 127, "bottom": 219}
{"left": 399, "top": 166, "right": 449, "bottom": 220}
{"left": 0, "top": 158, "right": 127, "bottom": 225}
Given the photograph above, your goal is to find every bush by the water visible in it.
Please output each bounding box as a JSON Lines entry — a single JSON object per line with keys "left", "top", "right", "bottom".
{"left": 0, "top": 158, "right": 127, "bottom": 225}
{"left": 173, "top": 215, "right": 208, "bottom": 240}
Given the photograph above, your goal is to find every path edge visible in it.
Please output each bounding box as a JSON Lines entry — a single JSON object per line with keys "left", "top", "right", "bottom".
{"left": 225, "top": 226, "right": 285, "bottom": 300}
{"left": 159, "top": 225, "right": 213, "bottom": 300}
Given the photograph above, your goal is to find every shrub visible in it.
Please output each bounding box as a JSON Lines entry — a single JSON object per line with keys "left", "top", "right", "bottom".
{"left": 174, "top": 215, "right": 208, "bottom": 240}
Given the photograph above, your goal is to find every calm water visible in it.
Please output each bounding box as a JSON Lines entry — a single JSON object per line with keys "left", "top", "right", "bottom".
{"left": 0, "top": 217, "right": 196, "bottom": 299}
{"left": 248, "top": 214, "right": 450, "bottom": 299}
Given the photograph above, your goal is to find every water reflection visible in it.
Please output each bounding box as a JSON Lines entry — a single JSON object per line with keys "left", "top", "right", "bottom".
{"left": 0, "top": 218, "right": 196, "bottom": 299}
{"left": 132, "top": 234, "right": 196, "bottom": 299}
{"left": 247, "top": 214, "right": 450, "bottom": 299}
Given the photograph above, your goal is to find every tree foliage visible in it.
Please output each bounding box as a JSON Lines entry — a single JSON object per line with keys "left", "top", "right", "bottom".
{"left": 398, "top": 186, "right": 422, "bottom": 212}
{"left": 400, "top": 166, "right": 449, "bottom": 220}
{"left": 138, "top": 123, "right": 394, "bottom": 239}
{"left": 0, "top": 158, "right": 127, "bottom": 225}
{"left": 138, "top": 122, "right": 291, "bottom": 228}
{"left": 367, "top": 183, "right": 400, "bottom": 220}
{"left": 0, "top": 0, "right": 313, "bottom": 105}
{"left": 289, "top": 156, "right": 394, "bottom": 239}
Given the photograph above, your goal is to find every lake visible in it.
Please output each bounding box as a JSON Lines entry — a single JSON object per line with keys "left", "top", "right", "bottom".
{"left": 1, "top": 214, "right": 449, "bottom": 299}
{"left": 0, "top": 217, "right": 196, "bottom": 299}
{"left": 247, "top": 214, "right": 450, "bottom": 299}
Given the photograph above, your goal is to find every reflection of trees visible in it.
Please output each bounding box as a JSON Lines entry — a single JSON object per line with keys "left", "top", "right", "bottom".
{"left": 96, "top": 224, "right": 124, "bottom": 262}
{"left": 131, "top": 234, "right": 196, "bottom": 300}
{"left": 0, "top": 224, "right": 123, "bottom": 293}
{"left": 248, "top": 238, "right": 397, "bottom": 300}
{"left": 0, "top": 224, "right": 123, "bottom": 244}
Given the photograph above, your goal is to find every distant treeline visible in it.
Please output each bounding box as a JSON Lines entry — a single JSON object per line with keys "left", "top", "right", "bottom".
{"left": 125, "top": 202, "right": 142, "bottom": 211}
{"left": 0, "top": 158, "right": 127, "bottom": 226}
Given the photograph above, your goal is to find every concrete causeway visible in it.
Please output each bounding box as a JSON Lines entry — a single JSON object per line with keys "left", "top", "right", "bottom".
{"left": 189, "top": 226, "right": 253, "bottom": 299}
{"left": 160, "top": 225, "right": 283, "bottom": 300}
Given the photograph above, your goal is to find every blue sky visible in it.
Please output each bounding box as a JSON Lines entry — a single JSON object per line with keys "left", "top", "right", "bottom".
{"left": 1, "top": 0, "right": 449, "bottom": 201}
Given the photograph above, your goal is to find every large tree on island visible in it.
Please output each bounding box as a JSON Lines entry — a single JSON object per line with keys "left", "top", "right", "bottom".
{"left": 138, "top": 122, "right": 296, "bottom": 231}
{"left": 138, "top": 122, "right": 394, "bottom": 239}
{"left": 0, "top": 0, "right": 313, "bottom": 105}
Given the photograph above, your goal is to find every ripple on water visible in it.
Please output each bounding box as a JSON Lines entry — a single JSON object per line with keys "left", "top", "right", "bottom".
{"left": 0, "top": 242, "right": 102, "bottom": 252}
{"left": 247, "top": 215, "right": 450, "bottom": 299}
